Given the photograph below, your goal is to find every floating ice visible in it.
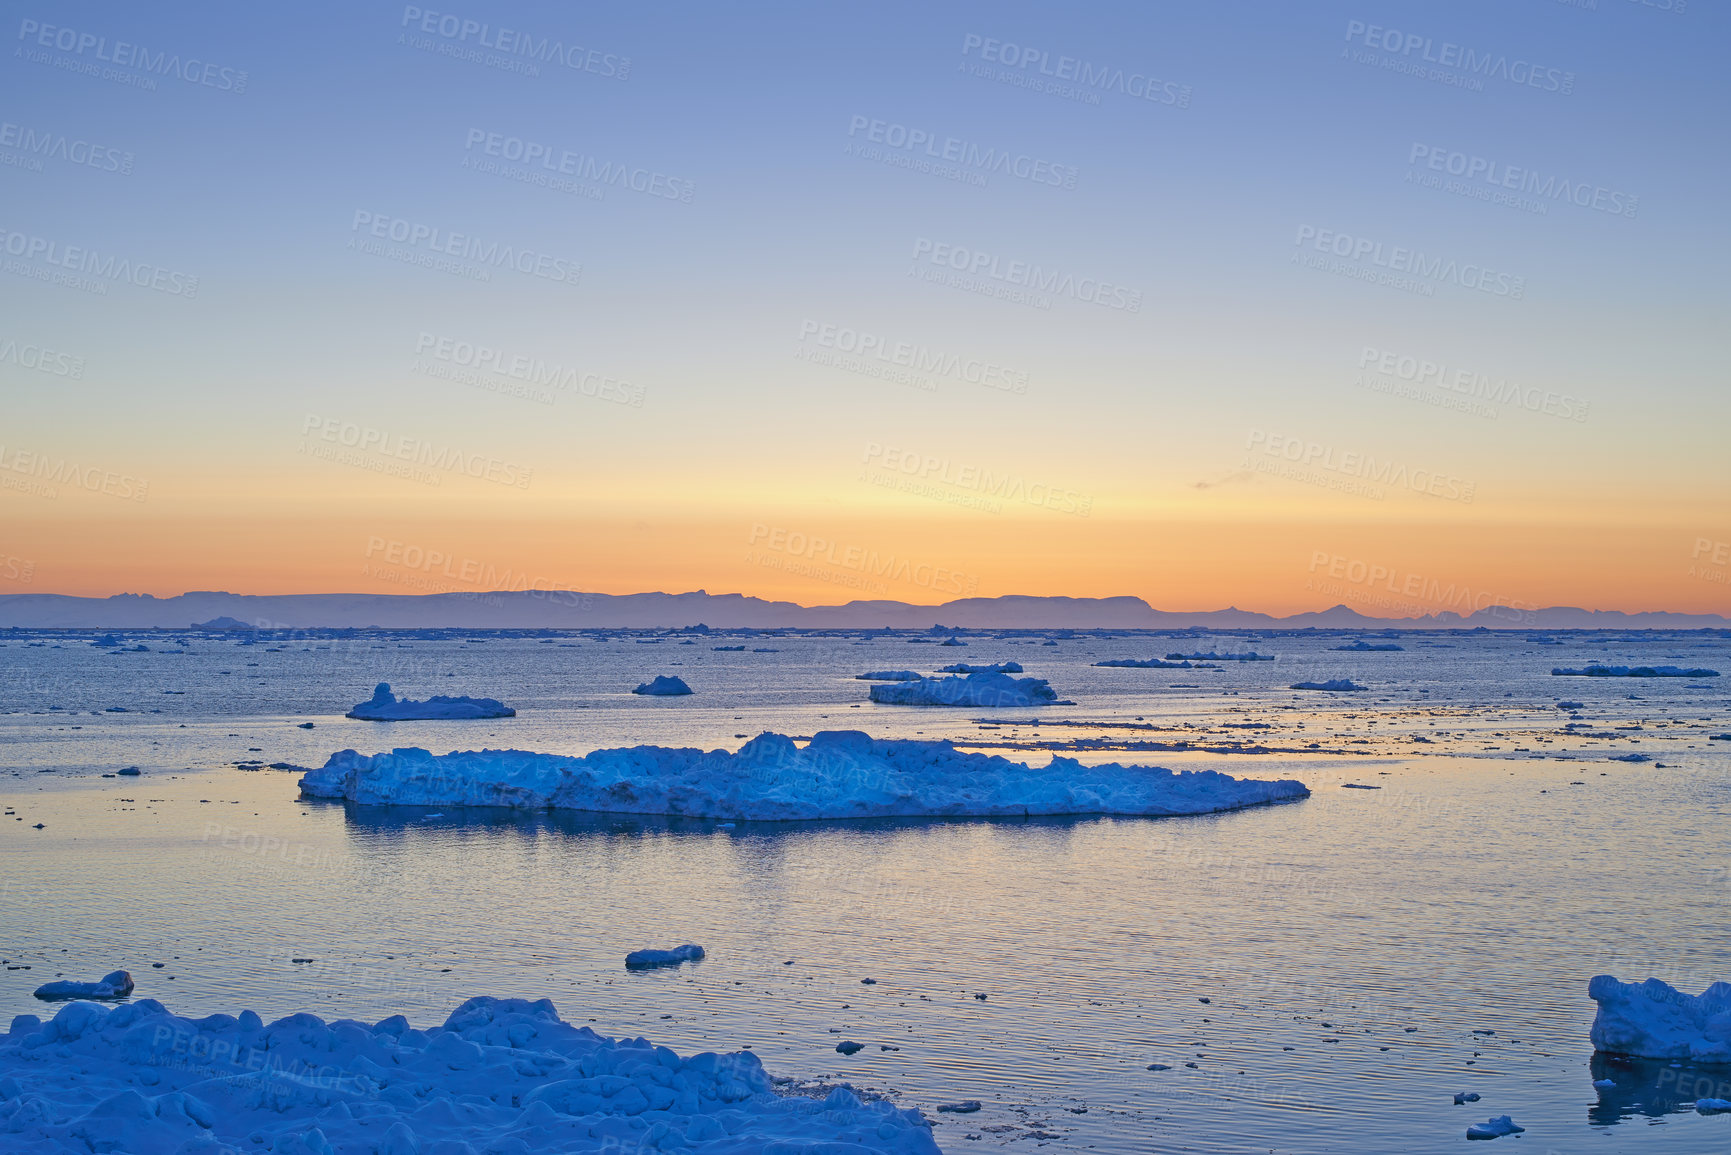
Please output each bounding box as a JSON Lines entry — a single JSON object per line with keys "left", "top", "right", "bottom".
{"left": 936, "top": 1100, "right": 982, "bottom": 1112}
{"left": 299, "top": 730, "right": 1310, "bottom": 820}
{"left": 0, "top": 996, "right": 938, "bottom": 1154}
{"left": 1592, "top": 1078, "right": 1616, "bottom": 1089}
{"left": 1290, "top": 679, "right": 1366, "bottom": 692}
{"left": 346, "top": 683, "right": 515, "bottom": 720}
{"left": 937, "top": 662, "right": 1023, "bottom": 674}
{"left": 1333, "top": 641, "right": 1403, "bottom": 651}
{"left": 1589, "top": 975, "right": 1731, "bottom": 1061}
{"left": 1166, "top": 651, "right": 1273, "bottom": 661}
{"left": 869, "top": 672, "right": 1058, "bottom": 708}
{"left": 1096, "top": 658, "right": 1217, "bottom": 669}
{"left": 1466, "top": 1115, "right": 1524, "bottom": 1139}
{"left": 1697, "top": 1098, "right": 1731, "bottom": 1112}
{"left": 1552, "top": 665, "right": 1719, "bottom": 678}
{"left": 625, "top": 944, "right": 705, "bottom": 970}
{"left": 1453, "top": 1092, "right": 1481, "bottom": 1104}
{"left": 32, "top": 970, "right": 135, "bottom": 1002}
{"left": 856, "top": 670, "right": 922, "bottom": 681}
{"left": 836, "top": 1040, "right": 865, "bottom": 1055}
{"left": 633, "top": 675, "right": 693, "bottom": 696}
{"left": 1556, "top": 701, "right": 1585, "bottom": 710}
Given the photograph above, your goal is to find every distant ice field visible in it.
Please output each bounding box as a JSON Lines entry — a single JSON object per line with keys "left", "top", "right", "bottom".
{"left": 2, "top": 627, "right": 1729, "bottom": 1153}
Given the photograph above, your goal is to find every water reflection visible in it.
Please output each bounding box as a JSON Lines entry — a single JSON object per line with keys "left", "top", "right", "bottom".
{"left": 1589, "top": 1053, "right": 1731, "bottom": 1122}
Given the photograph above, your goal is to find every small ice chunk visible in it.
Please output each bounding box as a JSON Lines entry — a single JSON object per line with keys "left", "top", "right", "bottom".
{"left": 625, "top": 944, "right": 704, "bottom": 969}
{"left": 1592, "top": 1079, "right": 1616, "bottom": 1089}
{"left": 34, "top": 970, "right": 134, "bottom": 1001}
{"left": 1697, "top": 1098, "right": 1731, "bottom": 1112}
{"left": 1466, "top": 1115, "right": 1524, "bottom": 1139}
{"left": 836, "top": 1040, "right": 864, "bottom": 1055}
{"left": 1453, "top": 1092, "right": 1480, "bottom": 1104}
{"left": 937, "top": 1100, "right": 982, "bottom": 1112}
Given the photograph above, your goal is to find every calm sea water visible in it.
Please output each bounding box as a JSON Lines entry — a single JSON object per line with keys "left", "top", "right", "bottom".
{"left": 3, "top": 628, "right": 1729, "bottom": 1153}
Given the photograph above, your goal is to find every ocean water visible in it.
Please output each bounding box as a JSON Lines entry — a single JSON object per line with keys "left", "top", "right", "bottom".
{"left": 3, "top": 627, "right": 1730, "bottom": 1153}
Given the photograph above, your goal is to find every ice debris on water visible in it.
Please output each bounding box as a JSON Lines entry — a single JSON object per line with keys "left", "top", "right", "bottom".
{"left": 33, "top": 970, "right": 134, "bottom": 1001}
{"left": 1466, "top": 1115, "right": 1524, "bottom": 1139}
{"left": 346, "top": 683, "right": 515, "bottom": 720}
{"left": 625, "top": 944, "right": 704, "bottom": 970}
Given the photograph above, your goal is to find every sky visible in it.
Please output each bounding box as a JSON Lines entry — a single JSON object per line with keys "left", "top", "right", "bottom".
{"left": 2, "top": 0, "right": 1727, "bottom": 615}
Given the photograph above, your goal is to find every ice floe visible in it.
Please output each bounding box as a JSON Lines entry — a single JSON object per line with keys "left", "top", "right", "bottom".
{"left": 346, "top": 683, "right": 515, "bottom": 720}
{"left": 625, "top": 945, "right": 705, "bottom": 970}
{"left": 1552, "top": 665, "right": 1719, "bottom": 678}
{"left": 298, "top": 730, "right": 1310, "bottom": 820}
{"left": 633, "top": 675, "right": 693, "bottom": 696}
{"left": 1589, "top": 974, "right": 1731, "bottom": 1061}
{"left": 32, "top": 970, "right": 134, "bottom": 1002}
{"left": 868, "top": 672, "right": 1058, "bottom": 708}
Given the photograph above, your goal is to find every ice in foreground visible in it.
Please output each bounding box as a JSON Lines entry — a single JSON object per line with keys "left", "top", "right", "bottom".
{"left": 32, "top": 971, "right": 134, "bottom": 1002}
{"left": 0, "top": 996, "right": 939, "bottom": 1154}
{"left": 868, "top": 672, "right": 1058, "bottom": 707}
{"left": 299, "top": 730, "right": 1310, "bottom": 820}
{"left": 345, "top": 683, "right": 515, "bottom": 720}
{"left": 1588, "top": 974, "right": 1731, "bottom": 1061}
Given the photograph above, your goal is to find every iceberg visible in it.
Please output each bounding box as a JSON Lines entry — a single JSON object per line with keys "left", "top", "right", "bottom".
{"left": 0, "top": 996, "right": 938, "bottom": 1154}
{"left": 1166, "top": 651, "right": 1273, "bottom": 661}
{"left": 32, "top": 970, "right": 134, "bottom": 1002}
{"left": 1588, "top": 975, "right": 1731, "bottom": 1061}
{"left": 633, "top": 675, "right": 694, "bottom": 696}
{"left": 936, "top": 661, "right": 1023, "bottom": 674}
{"left": 346, "top": 683, "right": 515, "bottom": 720}
{"left": 856, "top": 670, "right": 923, "bottom": 681}
{"left": 1290, "top": 679, "right": 1366, "bottom": 692}
{"left": 1096, "top": 659, "right": 1217, "bottom": 669}
{"left": 868, "top": 672, "right": 1057, "bottom": 707}
{"left": 1332, "top": 641, "right": 1403, "bottom": 651}
{"left": 625, "top": 944, "right": 704, "bottom": 969}
{"left": 1552, "top": 665, "right": 1719, "bottom": 678}
{"left": 299, "top": 730, "right": 1311, "bottom": 820}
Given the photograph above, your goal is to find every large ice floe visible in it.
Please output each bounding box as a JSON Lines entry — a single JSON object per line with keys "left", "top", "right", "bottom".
{"left": 1552, "top": 665, "right": 1719, "bottom": 678}
{"left": 1588, "top": 975, "right": 1731, "bottom": 1061}
{"left": 345, "top": 683, "right": 515, "bottom": 721}
{"left": 32, "top": 971, "right": 134, "bottom": 1002}
{"left": 854, "top": 670, "right": 922, "bottom": 681}
{"left": 1095, "top": 659, "right": 1216, "bottom": 669}
{"left": 0, "top": 995, "right": 940, "bottom": 1154}
{"left": 867, "top": 671, "right": 1057, "bottom": 707}
{"left": 299, "top": 731, "right": 1310, "bottom": 820}
{"left": 632, "top": 675, "right": 693, "bottom": 696}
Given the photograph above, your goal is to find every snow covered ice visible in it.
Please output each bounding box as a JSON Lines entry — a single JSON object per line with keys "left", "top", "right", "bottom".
{"left": 298, "top": 730, "right": 1310, "bottom": 820}
{"left": 0, "top": 995, "right": 940, "bottom": 1154}
{"left": 632, "top": 675, "right": 693, "bottom": 696}
{"left": 345, "top": 683, "right": 515, "bottom": 721}
{"left": 32, "top": 971, "right": 134, "bottom": 1002}
{"left": 625, "top": 945, "right": 705, "bottom": 969}
{"left": 867, "top": 671, "right": 1058, "bottom": 707}
{"left": 1588, "top": 974, "right": 1731, "bottom": 1061}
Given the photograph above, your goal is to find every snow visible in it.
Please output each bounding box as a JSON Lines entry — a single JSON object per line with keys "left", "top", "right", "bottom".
{"left": 868, "top": 672, "right": 1057, "bottom": 707}
{"left": 32, "top": 971, "right": 134, "bottom": 1002}
{"left": 1552, "top": 665, "right": 1719, "bottom": 678}
{"left": 0, "top": 996, "right": 939, "bottom": 1154}
{"left": 1588, "top": 974, "right": 1731, "bottom": 1061}
{"left": 855, "top": 670, "right": 922, "bottom": 681}
{"left": 633, "top": 675, "right": 693, "bottom": 696}
{"left": 1096, "top": 659, "right": 1217, "bottom": 669}
{"left": 625, "top": 945, "right": 705, "bottom": 969}
{"left": 299, "top": 730, "right": 1311, "bottom": 820}
{"left": 936, "top": 662, "right": 1022, "bottom": 674}
{"left": 345, "top": 683, "right": 516, "bottom": 721}
{"left": 1290, "top": 679, "right": 1366, "bottom": 692}
{"left": 1466, "top": 1115, "right": 1524, "bottom": 1139}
